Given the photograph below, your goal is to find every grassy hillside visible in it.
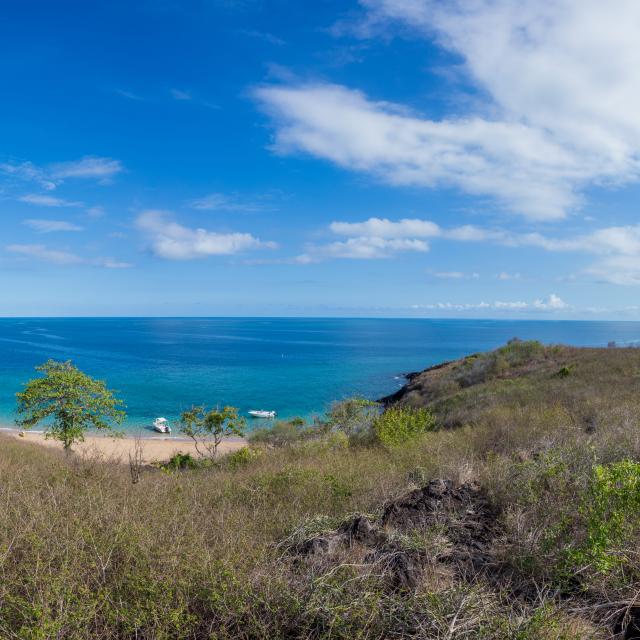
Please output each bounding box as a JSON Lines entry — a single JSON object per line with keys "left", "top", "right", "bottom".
{"left": 2, "top": 340, "right": 640, "bottom": 638}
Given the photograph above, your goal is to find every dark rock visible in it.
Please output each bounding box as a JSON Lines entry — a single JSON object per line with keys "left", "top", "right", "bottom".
{"left": 291, "top": 478, "right": 499, "bottom": 592}
{"left": 338, "top": 515, "right": 387, "bottom": 547}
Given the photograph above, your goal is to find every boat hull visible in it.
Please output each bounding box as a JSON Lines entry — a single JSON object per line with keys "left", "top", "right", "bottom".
{"left": 248, "top": 410, "right": 276, "bottom": 418}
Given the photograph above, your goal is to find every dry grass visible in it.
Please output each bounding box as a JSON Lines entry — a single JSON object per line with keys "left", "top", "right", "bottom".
{"left": 1, "top": 342, "right": 640, "bottom": 638}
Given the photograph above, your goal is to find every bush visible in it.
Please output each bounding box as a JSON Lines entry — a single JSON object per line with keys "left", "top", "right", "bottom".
{"left": 326, "top": 398, "right": 380, "bottom": 444}
{"left": 225, "top": 446, "right": 262, "bottom": 470}
{"left": 248, "top": 418, "right": 324, "bottom": 447}
{"left": 373, "top": 407, "right": 437, "bottom": 447}
{"left": 568, "top": 460, "right": 640, "bottom": 573}
{"left": 162, "top": 452, "right": 199, "bottom": 470}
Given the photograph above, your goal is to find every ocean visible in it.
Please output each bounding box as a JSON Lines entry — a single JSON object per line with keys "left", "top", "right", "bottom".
{"left": 0, "top": 317, "right": 638, "bottom": 433}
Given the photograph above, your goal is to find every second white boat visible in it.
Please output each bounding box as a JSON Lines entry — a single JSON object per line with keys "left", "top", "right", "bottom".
{"left": 248, "top": 410, "right": 276, "bottom": 418}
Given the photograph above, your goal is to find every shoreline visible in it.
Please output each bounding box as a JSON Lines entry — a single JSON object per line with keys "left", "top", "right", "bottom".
{"left": 0, "top": 425, "right": 247, "bottom": 464}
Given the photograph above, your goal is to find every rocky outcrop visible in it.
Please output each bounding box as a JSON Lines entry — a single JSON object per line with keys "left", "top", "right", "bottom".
{"left": 292, "top": 479, "right": 498, "bottom": 590}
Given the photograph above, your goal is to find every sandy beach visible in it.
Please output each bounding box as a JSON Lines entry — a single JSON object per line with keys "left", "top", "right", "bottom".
{"left": 1, "top": 427, "right": 246, "bottom": 464}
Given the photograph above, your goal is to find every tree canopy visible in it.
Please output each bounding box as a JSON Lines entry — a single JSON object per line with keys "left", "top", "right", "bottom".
{"left": 179, "top": 405, "right": 246, "bottom": 458}
{"left": 16, "top": 359, "right": 126, "bottom": 451}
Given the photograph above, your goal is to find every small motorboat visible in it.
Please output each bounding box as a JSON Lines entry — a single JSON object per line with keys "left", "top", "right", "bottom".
{"left": 248, "top": 410, "right": 276, "bottom": 419}
{"left": 152, "top": 417, "right": 171, "bottom": 433}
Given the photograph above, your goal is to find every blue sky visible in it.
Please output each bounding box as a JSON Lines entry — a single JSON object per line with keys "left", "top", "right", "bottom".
{"left": 1, "top": 0, "right": 640, "bottom": 318}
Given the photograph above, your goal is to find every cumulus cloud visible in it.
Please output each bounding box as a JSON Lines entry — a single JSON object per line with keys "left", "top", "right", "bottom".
{"left": 412, "top": 294, "right": 568, "bottom": 312}
{"left": 136, "top": 210, "right": 277, "bottom": 260}
{"left": 256, "top": 83, "right": 579, "bottom": 220}
{"left": 23, "top": 219, "right": 83, "bottom": 233}
{"left": 256, "top": 1, "right": 640, "bottom": 220}
{"left": 311, "top": 215, "right": 640, "bottom": 284}
{"left": 533, "top": 293, "right": 568, "bottom": 309}
{"left": 298, "top": 235, "right": 429, "bottom": 262}
{"left": 330, "top": 217, "right": 440, "bottom": 238}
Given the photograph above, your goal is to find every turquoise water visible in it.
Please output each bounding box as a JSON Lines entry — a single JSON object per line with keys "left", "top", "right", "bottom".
{"left": 1, "top": 318, "right": 639, "bottom": 433}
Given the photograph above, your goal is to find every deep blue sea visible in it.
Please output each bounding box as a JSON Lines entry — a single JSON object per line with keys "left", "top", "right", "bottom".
{"left": 1, "top": 318, "right": 639, "bottom": 434}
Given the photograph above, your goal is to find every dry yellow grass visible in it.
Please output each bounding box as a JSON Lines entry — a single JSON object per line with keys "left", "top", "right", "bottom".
{"left": 1, "top": 342, "right": 639, "bottom": 638}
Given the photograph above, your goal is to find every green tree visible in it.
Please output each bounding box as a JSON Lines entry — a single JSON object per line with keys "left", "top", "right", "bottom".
{"left": 179, "top": 405, "right": 246, "bottom": 459}
{"left": 326, "top": 397, "right": 380, "bottom": 443}
{"left": 15, "top": 359, "right": 126, "bottom": 451}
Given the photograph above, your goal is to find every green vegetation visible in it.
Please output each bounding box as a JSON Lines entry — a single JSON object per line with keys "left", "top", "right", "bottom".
{"left": 3, "top": 343, "right": 640, "bottom": 637}
{"left": 162, "top": 451, "right": 199, "bottom": 471}
{"left": 567, "top": 460, "right": 640, "bottom": 573}
{"left": 326, "top": 396, "right": 379, "bottom": 443}
{"left": 373, "top": 406, "right": 436, "bottom": 447}
{"left": 15, "top": 359, "right": 125, "bottom": 451}
{"left": 248, "top": 416, "right": 324, "bottom": 447}
{"left": 179, "top": 404, "right": 246, "bottom": 459}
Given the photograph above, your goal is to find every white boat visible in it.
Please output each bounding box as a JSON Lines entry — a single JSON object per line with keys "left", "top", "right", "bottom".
{"left": 248, "top": 410, "right": 276, "bottom": 419}
{"left": 152, "top": 417, "right": 171, "bottom": 433}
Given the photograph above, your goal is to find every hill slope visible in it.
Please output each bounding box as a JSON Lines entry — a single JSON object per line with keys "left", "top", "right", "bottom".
{"left": 2, "top": 341, "right": 640, "bottom": 638}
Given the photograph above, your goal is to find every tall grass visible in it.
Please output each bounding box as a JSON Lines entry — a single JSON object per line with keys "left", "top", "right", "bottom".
{"left": 1, "top": 343, "right": 640, "bottom": 637}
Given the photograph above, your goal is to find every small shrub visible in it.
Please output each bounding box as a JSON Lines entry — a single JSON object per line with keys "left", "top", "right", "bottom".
{"left": 163, "top": 452, "right": 199, "bottom": 470}
{"left": 373, "top": 407, "right": 437, "bottom": 447}
{"left": 326, "top": 398, "right": 380, "bottom": 444}
{"left": 248, "top": 418, "right": 324, "bottom": 447}
{"left": 322, "top": 473, "right": 352, "bottom": 498}
{"left": 556, "top": 366, "right": 572, "bottom": 378}
{"left": 568, "top": 460, "right": 640, "bottom": 573}
{"left": 225, "top": 446, "right": 262, "bottom": 470}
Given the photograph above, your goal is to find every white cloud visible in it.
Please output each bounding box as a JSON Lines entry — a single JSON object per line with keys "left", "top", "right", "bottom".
{"left": 86, "top": 206, "right": 105, "bottom": 218}
{"left": 19, "top": 194, "right": 83, "bottom": 208}
{"left": 330, "top": 217, "right": 440, "bottom": 238}
{"left": 239, "top": 30, "right": 286, "bottom": 46}
{"left": 170, "top": 89, "right": 192, "bottom": 101}
{"left": 114, "top": 89, "right": 143, "bottom": 101}
{"left": 2, "top": 156, "right": 123, "bottom": 189}
{"left": 319, "top": 215, "right": 640, "bottom": 284}
{"left": 256, "top": 1, "right": 640, "bottom": 220}
{"left": 23, "top": 219, "right": 83, "bottom": 233}
{"left": 412, "top": 294, "right": 569, "bottom": 312}
{"left": 188, "top": 192, "right": 271, "bottom": 213}
{"left": 0, "top": 162, "right": 57, "bottom": 190}
{"left": 136, "top": 210, "right": 277, "bottom": 260}
{"left": 434, "top": 271, "right": 479, "bottom": 279}
{"left": 256, "top": 83, "right": 579, "bottom": 220}
{"left": 299, "top": 235, "right": 429, "bottom": 261}
{"left": 6, "top": 244, "right": 132, "bottom": 269}
{"left": 6, "top": 244, "right": 83, "bottom": 265}
{"left": 533, "top": 294, "right": 568, "bottom": 310}
{"left": 94, "top": 258, "right": 134, "bottom": 269}
{"left": 49, "top": 156, "right": 123, "bottom": 181}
